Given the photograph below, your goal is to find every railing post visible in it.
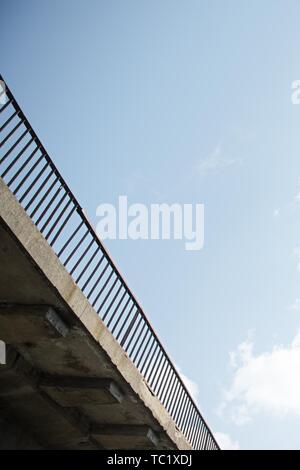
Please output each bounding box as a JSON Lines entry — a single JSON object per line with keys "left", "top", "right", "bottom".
{"left": 204, "top": 432, "right": 209, "bottom": 450}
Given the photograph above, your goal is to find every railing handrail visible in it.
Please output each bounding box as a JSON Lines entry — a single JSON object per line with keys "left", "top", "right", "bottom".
{"left": 0, "top": 74, "right": 219, "bottom": 450}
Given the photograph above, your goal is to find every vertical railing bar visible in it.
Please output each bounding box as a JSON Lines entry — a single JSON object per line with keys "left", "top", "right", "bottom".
{"left": 162, "top": 371, "right": 177, "bottom": 409}
{"left": 0, "top": 128, "right": 29, "bottom": 165}
{"left": 70, "top": 239, "right": 94, "bottom": 276}
{"left": 82, "top": 255, "right": 106, "bottom": 293}
{"left": 0, "top": 109, "right": 19, "bottom": 133}
{"left": 151, "top": 355, "right": 168, "bottom": 392}
{"left": 63, "top": 229, "right": 89, "bottom": 266}
{"left": 7, "top": 145, "right": 39, "bottom": 187}
{"left": 96, "top": 276, "right": 119, "bottom": 314}
{"left": 194, "top": 420, "right": 204, "bottom": 450}
{"left": 165, "top": 375, "right": 180, "bottom": 412}
{"left": 140, "top": 337, "right": 156, "bottom": 374}
{"left": 160, "top": 368, "right": 175, "bottom": 404}
{"left": 45, "top": 196, "right": 72, "bottom": 240}
{"left": 148, "top": 349, "right": 164, "bottom": 387}
{"left": 101, "top": 282, "right": 123, "bottom": 320}
{"left": 57, "top": 220, "right": 84, "bottom": 257}
{"left": 86, "top": 258, "right": 108, "bottom": 297}
{"left": 135, "top": 332, "right": 153, "bottom": 369}
{"left": 13, "top": 154, "right": 44, "bottom": 195}
{"left": 119, "top": 309, "right": 140, "bottom": 347}
{"left": 110, "top": 297, "right": 132, "bottom": 335}
{"left": 29, "top": 176, "right": 58, "bottom": 217}
{"left": 196, "top": 422, "right": 205, "bottom": 449}
{"left": 35, "top": 185, "right": 62, "bottom": 225}
{"left": 143, "top": 342, "right": 159, "bottom": 379}
{"left": 1, "top": 137, "right": 35, "bottom": 178}
{"left": 43, "top": 194, "right": 69, "bottom": 237}
{"left": 131, "top": 326, "right": 149, "bottom": 363}
{"left": 168, "top": 379, "right": 181, "bottom": 415}
{"left": 199, "top": 424, "right": 207, "bottom": 450}
{"left": 177, "top": 393, "right": 189, "bottom": 428}
{"left": 91, "top": 269, "right": 114, "bottom": 307}
{"left": 106, "top": 291, "right": 128, "bottom": 328}
{"left": 190, "top": 414, "right": 200, "bottom": 447}
{"left": 75, "top": 245, "right": 99, "bottom": 284}
{"left": 200, "top": 424, "right": 208, "bottom": 450}
{"left": 190, "top": 413, "right": 200, "bottom": 447}
{"left": 171, "top": 384, "right": 185, "bottom": 420}
{"left": 19, "top": 161, "right": 49, "bottom": 203}
{"left": 156, "top": 362, "right": 172, "bottom": 399}
{"left": 127, "top": 318, "right": 146, "bottom": 355}
{"left": 181, "top": 401, "right": 193, "bottom": 436}
{"left": 204, "top": 432, "right": 209, "bottom": 450}
{"left": 191, "top": 412, "right": 200, "bottom": 446}
{"left": 24, "top": 169, "right": 53, "bottom": 211}
{"left": 0, "top": 118, "right": 23, "bottom": 147}
{"left": 185, "top": 407, "right": 195, "bottom": 442}
{"left": 186, "top": 408, "right": 197, "bottom": 443}
{"left": 184, "top": 403, "right": 196, "bottom": 438}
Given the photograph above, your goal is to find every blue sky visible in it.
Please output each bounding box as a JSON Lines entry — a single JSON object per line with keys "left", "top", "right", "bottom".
{"left": 3, "top": 0, "right": 300, "bottom": 449}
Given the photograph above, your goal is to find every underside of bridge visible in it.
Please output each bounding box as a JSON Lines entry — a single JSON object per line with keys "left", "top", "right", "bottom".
{"left": 0, "top": 179, "right": 190, "bottom": 450}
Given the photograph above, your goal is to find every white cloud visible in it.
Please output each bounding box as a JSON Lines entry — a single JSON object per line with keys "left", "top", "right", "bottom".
{"left": 180, "top": 371, "right": 199, "bottom": 403}
{"left": 214, "top": 432, "right": 240, "bottom": 450}
{"left": 273, "top": 208, "right": 280, "bottom": 218}
{"left": 294, "top": 192, "right": 300, "bottom": 205}
{"left": 294, "top": 248, "right": 300, "bottom": 272}
{"left": 195, "top": 144, "right": 241, "bottom": 175}
{"left": 175, "top": 367, "right": 240, "bottom": 450}
{"left": 220, "top": 330, "right": 300, "bottom": 425}
{"left": 175, "top": 364, "right": 200, "bottom": 404}
{"left": 290, "top": 299, "right": 300, "bottom": 311}
{"left": 288, "top": 189, "right": 300, "bottom": 210}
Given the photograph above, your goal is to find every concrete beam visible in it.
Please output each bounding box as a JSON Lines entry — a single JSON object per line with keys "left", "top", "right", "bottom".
{"left": 0, "top": 304, "right": 69, "bottom": 344}
{"left": 39, "top": 375, "right": 124, "bottom": 406}
{"left": 91, "top": 424, "right": 159, "bottom": 449}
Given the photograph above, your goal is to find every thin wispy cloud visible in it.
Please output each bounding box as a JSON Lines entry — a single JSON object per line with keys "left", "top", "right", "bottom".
{"left": 290, "top": 298, "right": 300, "bottom": 312}
{"left": 294, "top": 192, "right": 300, "bottom": 205}
{"left": 272, "top": 181, "right": 300, "bottom": 216}
{"left": 219, "top": 330, "right": 300, "bottom": 425}
{"left": 195, "top": 144, "right": 242, "bottom": 176}
{"left": 214, "top": 432, "right": 240, "bottom": 450}
{"left": 287, "top": 186, "right": 300, "bottom": 210}
{"left": 294, "top": 247, "right": 300, "bottom": 272}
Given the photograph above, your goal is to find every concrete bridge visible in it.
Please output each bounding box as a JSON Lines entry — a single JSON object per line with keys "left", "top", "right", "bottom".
{"left": 0, "top": 76, "right": 219, "bottom": 450}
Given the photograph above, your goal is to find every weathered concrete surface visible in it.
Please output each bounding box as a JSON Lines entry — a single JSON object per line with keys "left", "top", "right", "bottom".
{"left": 0, "top": 178, "right": 191, "bottom": 450}
{"left": 0, "top": 410, "right": 42, "bottom": 450}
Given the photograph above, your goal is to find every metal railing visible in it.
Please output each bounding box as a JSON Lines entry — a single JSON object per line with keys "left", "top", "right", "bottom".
{"left": 0, "top": 75, "right": 219, "bottom": 450}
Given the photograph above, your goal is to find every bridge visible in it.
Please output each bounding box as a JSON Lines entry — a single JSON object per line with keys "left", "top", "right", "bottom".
{"left": 0, "top": 76, "right": 219, "bottom": 450}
